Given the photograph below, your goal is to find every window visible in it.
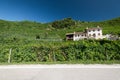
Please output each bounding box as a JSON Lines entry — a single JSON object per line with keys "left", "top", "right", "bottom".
{"left": 98, "top": 33, "right": 100, "bottom": 36}
{"left": 75, "top": 35, "right": 77, "bottom": 37}
{"left": 93, "top": 34, "right": 96, "bottom": 37}
{"left": 89, "top": 34, "right": 91, "bottom": 36}
{"left": 98, "top": 29, "right": 100, "bottom": 31}
{"left": 89, "top": 30, "right": 91, "bottom": 32}
{"left": 93, "top": 30, "right": 95, "bottom": 32}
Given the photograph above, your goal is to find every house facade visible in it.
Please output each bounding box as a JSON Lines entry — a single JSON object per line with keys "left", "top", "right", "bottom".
{"left": 66, "top": 26, "right": 103, "bottom": 41}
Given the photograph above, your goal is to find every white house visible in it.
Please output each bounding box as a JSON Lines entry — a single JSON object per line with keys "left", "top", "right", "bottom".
{"left": 66, "top": 26, "right": 103, "bottom": 41}
{"left": 85, "top": 26, "right": 103, "bottom": 39}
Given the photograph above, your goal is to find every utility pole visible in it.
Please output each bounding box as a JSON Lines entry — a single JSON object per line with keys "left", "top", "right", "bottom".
{"left": 53, "top": 52, "right": 56, "bottom": 62}
{"left": 8, "top": 48, "right": 12, "bottom": 63}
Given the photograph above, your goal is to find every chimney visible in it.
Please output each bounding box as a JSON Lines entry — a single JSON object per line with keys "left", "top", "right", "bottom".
{"left": 74, "top": 31, "right": 75, "bottom": 34}
{"left": 97, "top": 26, "right": 100, "bottom": 28}
{"left": 86, "top": 27, "right": 88, "bottom": 29}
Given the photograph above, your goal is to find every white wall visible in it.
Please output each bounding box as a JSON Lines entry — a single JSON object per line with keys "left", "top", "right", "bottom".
{"left": 73, "top": 34, "right": 86, "bottom": 41}
{"left": 73, "top": 28, "right": 103, "bottom": 41}
{"left": 87, "top": 30, "right": 102, "bottom": 39}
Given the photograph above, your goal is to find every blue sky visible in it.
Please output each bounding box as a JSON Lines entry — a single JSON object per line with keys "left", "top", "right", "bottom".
{"left": 0, "top": 0, "right": 120, "bottom": 22}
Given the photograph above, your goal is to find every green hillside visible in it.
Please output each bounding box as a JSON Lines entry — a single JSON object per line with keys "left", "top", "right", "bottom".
{"left": 0, "top": 17, "right": 120, "bottom": 63}
{"left": 0, "top": 17, "right": 120, "bottom": 41}
{"left": 0, "top": 20, "right": 60, "bottom": 41}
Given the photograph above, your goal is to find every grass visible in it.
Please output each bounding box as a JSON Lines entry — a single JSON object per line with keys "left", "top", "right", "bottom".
{"left": 0, "top": 18, "right": 120, "bottom": 64}
{"left": 0, "top": 60, "right": 120, "bottom": 65}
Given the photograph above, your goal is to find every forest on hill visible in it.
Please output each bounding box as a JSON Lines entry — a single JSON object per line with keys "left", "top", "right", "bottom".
{"left": 0, "top": 17, "right": 120, "bottom": 64}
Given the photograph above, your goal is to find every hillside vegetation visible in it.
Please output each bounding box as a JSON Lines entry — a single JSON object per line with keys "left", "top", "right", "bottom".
{"left": 0, "top": 17, "right": 120, "bottom": 63}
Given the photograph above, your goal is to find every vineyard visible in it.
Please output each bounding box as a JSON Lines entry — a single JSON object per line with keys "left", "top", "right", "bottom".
{"left": 0, "top": 18, "right": 120, "bottom": 63}
{"left": 0, "top": 40, "right": 120, "bottom": 63}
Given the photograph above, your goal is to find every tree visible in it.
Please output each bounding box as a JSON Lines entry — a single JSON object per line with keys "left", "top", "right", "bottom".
{"left": 51, "top": 17, "right": 75, "bottom": 29}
